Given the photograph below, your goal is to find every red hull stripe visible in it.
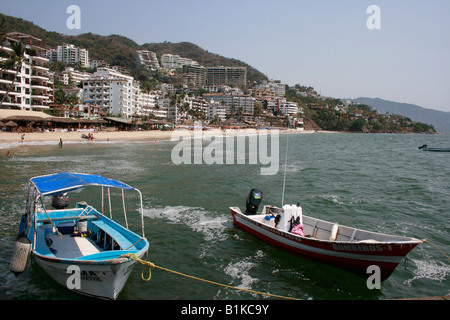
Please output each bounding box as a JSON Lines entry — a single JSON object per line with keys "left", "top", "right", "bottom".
{"left": 231, "top": 209, "right": 419, "bottom": 279}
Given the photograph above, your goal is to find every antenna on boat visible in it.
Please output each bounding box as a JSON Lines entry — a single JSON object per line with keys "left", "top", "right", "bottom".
{"left": 281, "top": 135, "right": 289, "bottom": 206}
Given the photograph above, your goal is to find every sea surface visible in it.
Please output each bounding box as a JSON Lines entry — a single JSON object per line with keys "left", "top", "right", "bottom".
{"left": 0, "top": 132, "right": 448, "bottom": 300}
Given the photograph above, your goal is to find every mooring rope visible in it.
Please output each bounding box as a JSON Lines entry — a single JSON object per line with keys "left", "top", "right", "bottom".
{"left": 122, "top": 240, "right": 448, "bottom": 300}
{"left": 422, "top": 239, "right": 449, "bottom": 261}
{"left": 121, "top": 253, "right": 301, "bottom": 300}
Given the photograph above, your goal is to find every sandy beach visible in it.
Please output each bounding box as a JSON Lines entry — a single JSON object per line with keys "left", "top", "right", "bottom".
{"left": 0, "top": 130, "right": 175, "bottom": 144}
{"left": 0, "top": 127, "right": 315, "bottom": 147}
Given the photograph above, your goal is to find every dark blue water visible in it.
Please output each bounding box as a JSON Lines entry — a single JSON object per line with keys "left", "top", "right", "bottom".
{"left": 0, "top": 132, "right": 448, "bottom": 300}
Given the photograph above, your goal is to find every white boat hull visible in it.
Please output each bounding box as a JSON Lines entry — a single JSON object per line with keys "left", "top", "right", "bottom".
{"left": 33, "top": 251, "right": 145, "bottom": 299}
{"left": 11, "top": 172, "right": 150, "bottom": 300}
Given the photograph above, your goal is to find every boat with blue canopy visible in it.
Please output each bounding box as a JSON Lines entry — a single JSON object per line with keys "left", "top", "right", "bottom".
{"left": 10, "top": 172, "right": 149, "bottom": 299}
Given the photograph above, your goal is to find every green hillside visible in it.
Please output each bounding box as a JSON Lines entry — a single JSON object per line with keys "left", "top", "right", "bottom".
{"left": 0, "top": 12, "right": 267, "bottom": 83}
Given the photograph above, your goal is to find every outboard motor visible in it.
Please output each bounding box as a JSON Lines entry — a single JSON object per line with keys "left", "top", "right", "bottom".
{"left": 51, "top": 193, "right": 69, "bottom": 209}
{"left": 245, "top": 188, "right": 263, "bottom": 215}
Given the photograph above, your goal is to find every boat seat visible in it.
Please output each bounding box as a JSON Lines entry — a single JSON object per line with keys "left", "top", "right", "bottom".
{"left": 90, "top": 220, "right": 135, "bottom": 250}
{"left": 36, "top": 214, "right": 97, "bottom": 224}
{"left": 35, "top": 226, "right": 55, "bottom": 257}
{"left": 329, "top": 223, "right": 339, "bottom": 241}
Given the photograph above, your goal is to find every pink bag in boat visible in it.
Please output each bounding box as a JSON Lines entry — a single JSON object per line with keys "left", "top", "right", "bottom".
{"left": 291, "top": 224, "right": 304, "bottom": 236}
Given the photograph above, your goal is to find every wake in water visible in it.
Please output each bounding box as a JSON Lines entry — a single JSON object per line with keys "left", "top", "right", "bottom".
{"left": 404, "top": 259, "right": 449, "bottom": 286}
{"left": 142, "top": 205, "right": 229, "bottom": 241}
{"left": 223, "top": 250, "right": 265, "bottom": 293}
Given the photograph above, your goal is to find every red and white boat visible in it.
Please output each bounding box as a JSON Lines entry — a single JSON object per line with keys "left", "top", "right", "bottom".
{"left": 231, "top": 189, "right": 422, "bottom": 281}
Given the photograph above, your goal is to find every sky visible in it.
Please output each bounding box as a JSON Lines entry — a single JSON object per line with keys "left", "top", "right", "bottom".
{"left": 1, "top": 0, "right": 449, "bottom": 112}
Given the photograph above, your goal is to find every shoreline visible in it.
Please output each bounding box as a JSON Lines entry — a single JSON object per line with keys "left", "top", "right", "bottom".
{"left": 0, "top": 128, "right": 320, "bottom": 149}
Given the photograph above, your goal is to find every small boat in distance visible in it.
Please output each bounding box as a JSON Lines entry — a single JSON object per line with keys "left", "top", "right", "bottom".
{"left": 10, "top": 172, "right": 149, "bottom": 299}
{"left": 418, "top": 144, "right": 450, "bottom": 152}
{"left": 230, "top": 189, "right": 422, "bottom": 281}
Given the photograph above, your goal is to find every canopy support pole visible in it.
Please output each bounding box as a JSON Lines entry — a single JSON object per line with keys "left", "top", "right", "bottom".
{"left": 122, "top": 189, "right": 128, "bottom": 229}
{"left": 108, "top": 188, "right": 112, "bottom": 219}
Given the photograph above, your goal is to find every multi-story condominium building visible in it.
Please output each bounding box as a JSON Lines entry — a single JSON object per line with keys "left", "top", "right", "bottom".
{"left": 203, "top": 93, "right": 254, "bottom": 114}
{"left": 0, "top": 32, "right": 53, "bottom": 111}
{"left": 182, "top": 65, "right": 207, "bottom": 87}
{"left": 112, "top": 65, "right": 130, "bottom": 75}
{"left": 136, "top": 91, "right": 168, "bottom": 119}
{"left": 182, "top": 95, "right": 208, "bottom": 118}
{"left": 161, "top": 54, "right": 198, "bottom": 69}
{"left": 90, "top": 59, "right": 110, "bottom": 69}
{"left": 265, "top": 98, "right": 302, "bottom": 116}
{"left": 278, "top": 100, "right": 300, "bottom": 115}
{"left": 158, "top": 83, "right": 175, "bottom": 93}
{"left": 206, "top": 66, "right": 247, "bottom": 87}
{"left": 135, "top": 50, "right": 159, "bottom": 70}
{"left": 207, "top": 101, "right": 227, "bottom": 122}
{"left": 47, "top": 43, "right": 89, "bottom": 68}
{"left": 61, "top": 67, "right": 91, "bottom": 85}
{"left": 82, "top": 68, "right": 139, "bottom": 118}
{"left": 254, "top": 80, "right": 286, "bottom": 97}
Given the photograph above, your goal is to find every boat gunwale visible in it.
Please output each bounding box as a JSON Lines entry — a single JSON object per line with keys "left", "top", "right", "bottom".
{"left": 32, "top": 210, "right": 149, "bottom": 264}
{"left": 31, "top": 246, "right": 147, "bottom": 265}
{"left": 230, "top": 206, "right": 423, "bottom": 246}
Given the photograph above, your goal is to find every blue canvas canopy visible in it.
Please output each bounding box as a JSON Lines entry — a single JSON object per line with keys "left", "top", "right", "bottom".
{"left": 30, "top": 172, "right": 135, "bottom": 196}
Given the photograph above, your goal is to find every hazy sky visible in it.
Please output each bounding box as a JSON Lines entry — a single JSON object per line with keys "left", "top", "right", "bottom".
{"left": 2, "top": 0, "right": 449, "bottom": 112}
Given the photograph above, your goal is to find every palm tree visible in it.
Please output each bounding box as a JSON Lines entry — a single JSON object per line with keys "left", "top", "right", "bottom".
{"left": 178, "top": 102, "right": 190, "bottom": 121}
{"left": 235, "top": 107, "right": 244, "bottom": 123}
{"left": 1, "top": 41, "right": 26, "bottom": 107}
{"left": 210, "top": 115, "right": 221, "bottom": 126}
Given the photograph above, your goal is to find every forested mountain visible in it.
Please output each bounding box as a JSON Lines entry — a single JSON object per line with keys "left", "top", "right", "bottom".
{"left": 353, "top": 98, "right": 450, "bottom": 133}
{"left": 0, "top": 12, "right": 268, "bottom": 82}
{"left": 0, "top": 12, "right": 442, "bottom": 133}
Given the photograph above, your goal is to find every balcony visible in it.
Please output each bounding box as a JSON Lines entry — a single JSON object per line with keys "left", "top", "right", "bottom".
{"left": 30, "top": 71, "right": 48, "bottom": 80}
{"left": 30, "top": 83, "right": 50, "bottom": 91}
{"left": 28, "top": 54, "right": 49, "bottom": 63}
{"left": 30, "top": 93, "right": 49, "bottom": 99}
{"left": 0, "top": 78, "right": 19, "bottom": 85}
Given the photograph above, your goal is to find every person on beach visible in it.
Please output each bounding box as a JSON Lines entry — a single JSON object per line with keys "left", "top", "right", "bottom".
{"left": 21, "top": 134, "right": 25, "bottom": 142}
{"left": 7, "top": 151, "right": 12, "bottom": 156}
{"left": 59, "top": 138, "right": 63, "bottom": 147}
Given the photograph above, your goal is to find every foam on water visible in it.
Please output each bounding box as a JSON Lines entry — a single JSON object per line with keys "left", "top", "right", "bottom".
{"left": 404, "top": 259, "right": 450, "bottom": 286}
{"left": 224, "top": 250, "right": 265, "bottom": 292}
{"left": 0, "top": 140, "right": 64, "bottom": 149}
{"left": 142, "top": 205, "right": 228, "bottom": 241}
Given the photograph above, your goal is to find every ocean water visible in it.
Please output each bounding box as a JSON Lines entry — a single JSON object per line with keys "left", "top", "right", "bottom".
{"left": 0, "top": 132, "right": 448, "bottom": 300}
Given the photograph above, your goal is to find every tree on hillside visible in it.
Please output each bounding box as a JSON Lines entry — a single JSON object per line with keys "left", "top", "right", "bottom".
{"left": 349, "top": 118, "right": 365, "bottom": 132}
{"left": 0, "top": 41, "right": 26, "bottom": 107}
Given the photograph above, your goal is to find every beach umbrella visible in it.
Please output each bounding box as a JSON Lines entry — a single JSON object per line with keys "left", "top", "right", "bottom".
{"left": 5, "top": 121, "right": 18, "bottom": 127}
{"left": 4, "top": 116, "right": 47, "bottom": 122}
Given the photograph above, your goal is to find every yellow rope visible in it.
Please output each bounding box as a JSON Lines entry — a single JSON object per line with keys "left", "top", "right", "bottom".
{"left": 122, "top": 253, "right": 301, "bottom": 300}
{"left": 422, "top": 239, "right": 450, "bottom": 261}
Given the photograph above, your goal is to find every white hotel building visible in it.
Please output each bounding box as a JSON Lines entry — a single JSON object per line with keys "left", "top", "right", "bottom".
{"left": 203, "top": 93, "right": 255, "bottom": 114}
{"left": 266, "top": 98, "right": 302, "bottom": 116}
{"left": 47, "top": 44, "right": 89, "bottom": 68}
{"left": 0, "top": 32, "right": 53, "bottom": 111}
{"left": 160, "top": 54, "right": 199, "bottom": 69}
{"left": 82, "top": 68, "right": 139, "bottom": 118}
{"left": 62, "top": 67, "right": 91, "bottom": 85}
{"left": 136, "top": 91, "right": 169, "bottom": 119}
